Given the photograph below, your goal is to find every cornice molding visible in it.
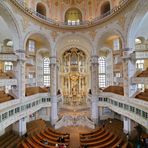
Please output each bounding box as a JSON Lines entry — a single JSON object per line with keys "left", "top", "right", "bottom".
{"left": 10, "top": 0, "right": 133, "bottom": 30}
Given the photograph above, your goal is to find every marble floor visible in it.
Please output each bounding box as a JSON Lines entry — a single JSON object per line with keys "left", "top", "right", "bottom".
{"left": 57, "top": 104, "right": 93, "bottom": 147}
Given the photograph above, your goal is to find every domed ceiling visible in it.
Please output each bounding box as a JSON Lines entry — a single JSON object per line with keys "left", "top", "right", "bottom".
{"left": 62, "top": 0, "right": 84, "bottom": 5}
{"left": 25, "top": 0, "right": 120, "bottom": 22}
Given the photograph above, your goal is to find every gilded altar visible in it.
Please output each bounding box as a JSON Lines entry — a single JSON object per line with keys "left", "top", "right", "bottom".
{"left": 60, "top": 48, "right": 87, "bottom": 105}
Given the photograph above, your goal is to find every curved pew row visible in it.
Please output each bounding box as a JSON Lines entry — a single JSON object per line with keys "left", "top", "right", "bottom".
{"left": 20, "top": 127, "right": 70, "bottom": 148}
{"left": 79, "top": 126, "right": 131, "bottom": 148}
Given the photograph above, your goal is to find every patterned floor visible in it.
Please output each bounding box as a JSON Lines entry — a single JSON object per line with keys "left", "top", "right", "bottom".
{"left": 57, "top": 105, "right": 93, "bottom": 148}
{"left": 58, "top": 126, "right": 92, "bottom": 148}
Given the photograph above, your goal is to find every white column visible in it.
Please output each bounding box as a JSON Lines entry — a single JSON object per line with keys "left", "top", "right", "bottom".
{"left": 123, "top": 116, "right": 131, "bottom": 134}
{"left": 13, "top": 117, "right": 27, "bottom": 136}
{"left": 122, "top": 48, "right": 137, "bottom": 97}
{"left": 50, "top": 57, "right": 58, "bottom": 125}
{"left": 91, "top": 56, "right": 99, "bottom": 124}
{"left": 13, "top": 50, "right": 25, "bottom": 99}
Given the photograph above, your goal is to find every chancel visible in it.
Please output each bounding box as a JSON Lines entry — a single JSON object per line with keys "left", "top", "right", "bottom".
{"left": 61, "top": 48, "right": 87, "bottom": 106}
{"left": 0, "top": 0, "right": 148, "bottom": 148}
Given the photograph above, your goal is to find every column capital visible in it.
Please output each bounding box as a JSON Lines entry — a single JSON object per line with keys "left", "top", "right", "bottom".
{"left": 15, "top": 49, "right": 26, "bottom": 62}
{"left": 50, "top": 56, "right": 57, "bottom": 64}
{"left": 91, "top": 55, "right": 98, "bottom": 64}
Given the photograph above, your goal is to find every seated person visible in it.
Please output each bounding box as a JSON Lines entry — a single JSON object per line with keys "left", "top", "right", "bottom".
{"left": 41, "top": 139, "right": 48, "bottom": 145}
{"left": 61, "top": 136, "right": 65, "bottom": 143}
{"left": 57, "top": 136, "right": 65, "bottom": 143}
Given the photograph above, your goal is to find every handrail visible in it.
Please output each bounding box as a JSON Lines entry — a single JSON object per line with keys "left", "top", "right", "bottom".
{"left": 10, "top": 0, "right": 131, "bottom": 29}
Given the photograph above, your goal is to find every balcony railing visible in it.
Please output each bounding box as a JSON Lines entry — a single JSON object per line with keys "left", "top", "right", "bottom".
{"left": 0, "top": 53, "right": 17, "bottom": 61}
{"left": 11, "top": 0, "right": 131, "bottom": 28}
{"left": 135, "top": 51, "right": 148, "bottom": 59}
{"left": 1, "top": 46, "right": 14, "bottom": 53}
{"left": 135, "top": 44, "right": 148, "bottom": 51}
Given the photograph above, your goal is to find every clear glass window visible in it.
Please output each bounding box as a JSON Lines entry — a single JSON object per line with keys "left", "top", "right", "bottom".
{"left": 4, "top": 62, "right": 13, "bottom": 71}
{"left": 28, "top": 40, "right": 35, "bottom": 52}
{"left": 98, "top": 57, "right": 106, "bottom": 87}
{"left": 113, "top": 38, "right": 120, "bottom": 50}
{"left": 43, "top": 58, "right": 50, "bottom": 86}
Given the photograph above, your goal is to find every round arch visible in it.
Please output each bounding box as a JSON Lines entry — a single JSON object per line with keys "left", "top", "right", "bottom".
{"left": 127, "top": 1, "right": 148, "bottom": 49}
{"left": 23, "top": 31, "right": 51, "bottom": 54}
{"left": 0, "top": 2, "right": 21, "bottom": 50}
{"left": 65, "top": 7, "right": 82, "bottom": 22}
{"left": 55, "top": 33, "right": 93, "bottom": 59}
{"left": 96, "top": 29, "right": 125, "bottom": 50}
{"left": 100, "top": 1, "right": 111, "bottom": 15}
{"left": 36, "top": 2, "right": 46, "bottom": 16}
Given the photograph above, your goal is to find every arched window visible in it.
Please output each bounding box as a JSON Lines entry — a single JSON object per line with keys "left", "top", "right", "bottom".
{"left": 28, "top": 40, "right": 35, "bottom": 52}
{"left": 65, "top": 8, "right": 82, "bottom": 25}
{"left": 98, "top": 57, "right": 106, "bottom": 88}
{"left": 36, "top": 3, "right": 46, "bottom": 16}
{"left": 43, "top": 58, "right": 50, "bottom": 86}
{"left": 113, "top": 38, "right": 120, "bottom": 50}
{"left": 100, "top": 1, "right": 110, "bottom": 15}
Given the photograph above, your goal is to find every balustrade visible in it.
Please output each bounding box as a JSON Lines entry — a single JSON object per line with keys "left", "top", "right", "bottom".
{"left": 11, "top": 0, "right": 131, "bottom": 28}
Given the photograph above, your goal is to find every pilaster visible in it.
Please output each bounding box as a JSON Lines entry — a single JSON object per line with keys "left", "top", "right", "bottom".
{"left": 12, "top": 117, "right": 27, "bottom": 136}
{"left": 50, "top": 57, "right": 58, "bottom": 125}
{"left": 122, "top": 48, "right": 137, "bottom": 97}
{"left": 90, "top": 56, "right": 99, "bottom": 124}
{"left": 123, "top": 116, "right": 131, "bottom": 134}
{"left": 13, "top": 50, "right": 26, "bottom": 99}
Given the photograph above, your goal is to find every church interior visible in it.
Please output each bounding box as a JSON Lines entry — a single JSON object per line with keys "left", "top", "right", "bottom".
{"left": 0, "top": 0, "right": 148, "bottom": 147}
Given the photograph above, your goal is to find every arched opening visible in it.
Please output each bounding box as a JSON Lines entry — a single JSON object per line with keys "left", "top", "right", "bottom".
{"left": 100, "top": 1, "right": 111, "bottom": 15}
{"left": 36, "top": 3, "right": 46, "bottom": 16}
{"left": 97, "top": 32, "right": 123, "bottom": 87}
{"left": 25, "top": 33, "right": 51, "bottom": 87}
{"left": 65, "top": 8, "right": 82, "bottom": 25}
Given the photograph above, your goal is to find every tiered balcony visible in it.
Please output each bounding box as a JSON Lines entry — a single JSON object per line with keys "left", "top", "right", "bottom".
{"left": 88, "top": 92, "right": 148, "bottom": 129}
{"left": 131, "top": 68, "right": 148, "bottom": 84}
{"left": 25, "top": 78, "right": 36, "bottom": 84}
{"left": 1, "top": 46, "right": 14, "bottom": 53}
{"left": 0, "top": 53, "right": 17, "bottom": 62}
{"left": 0, "top": 71, "right": 17, "bottom": 86}
{"left": 112, "top": 49, "right": 122, "bottom": 55}
{"left": 113, "top": 77, "right": 123, "bottom": 84}
{"left": 113, "top": 64, "right": 122, "bottom": 72}
{"left": 134, "top": 51, "right": 148, "bottom": 59}
{"left": 0, "top": 79, "right": 17, "bottom": 87}
{"left": 26, "top": 58, "right": 35, "bottom": 66}
{"left": 135, "top": 44, "right": 148, "bottom": 51}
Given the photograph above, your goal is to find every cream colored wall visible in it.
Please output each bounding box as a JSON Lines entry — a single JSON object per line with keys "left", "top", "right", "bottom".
{"left": 0, "top": 62, "right": 6, "bottom": 71}
{"left": 144, "top": 59, "right": 148, "bottom": 70}
{"left": 27, "top": 0, "right": 118, "bottom": 22}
